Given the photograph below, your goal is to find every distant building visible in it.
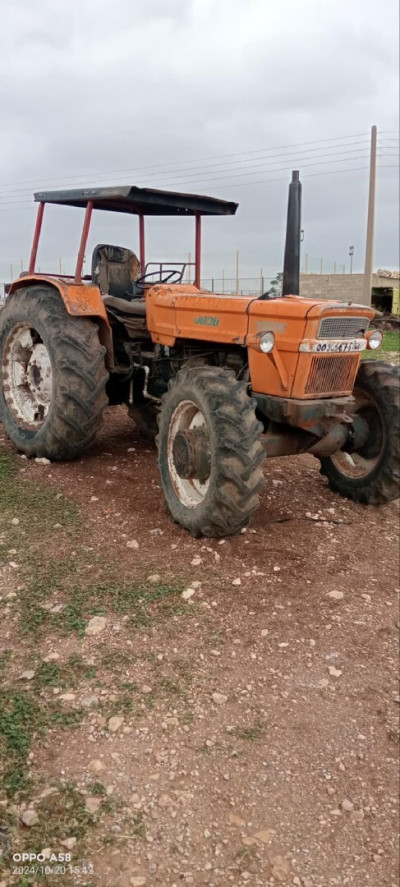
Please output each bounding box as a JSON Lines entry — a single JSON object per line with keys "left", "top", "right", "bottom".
{"left": 300, "top": 269, "right": 400, "bottom": 314}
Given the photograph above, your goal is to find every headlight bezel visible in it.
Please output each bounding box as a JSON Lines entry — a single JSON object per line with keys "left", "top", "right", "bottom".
{"left": 259, "top": 331, "right": 275, "bottom": 354}
{"left": 366, "top": 329, "right": 383, "bottom": 350}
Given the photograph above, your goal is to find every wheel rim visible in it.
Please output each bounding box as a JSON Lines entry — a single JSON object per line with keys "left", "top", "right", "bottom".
{"left": 2, "top": 323, "right": 53, "bottom": 429}
{"left": 330, "top": 385, "right": 384, "bottom": 479}
{"left": 167, "top": 400, "right": 211, "bottom": 507}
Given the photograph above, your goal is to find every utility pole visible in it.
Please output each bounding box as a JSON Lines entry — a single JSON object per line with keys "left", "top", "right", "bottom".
{"left": 349, "top": 245, "right": 354, "bottom": 273}
{"left": 235, "top": 250, "right": 239, "bottom": 293}
{"left": 363, "top": 125, "right": 377, "bottom": 304}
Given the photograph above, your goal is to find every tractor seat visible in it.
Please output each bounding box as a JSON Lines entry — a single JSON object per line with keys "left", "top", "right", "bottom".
{"left": 91, "top": 243, "right": 142, "bottom": 300}
{"left": 103, "top": 295, "right": 146, "bottom": 316}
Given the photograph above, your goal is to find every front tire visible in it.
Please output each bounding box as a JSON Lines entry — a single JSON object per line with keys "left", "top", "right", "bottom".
{"left": 157, "top": 366, "right": 265, "bottom": 537}
{"left": 0, "top": 286, "right": 109, "bottom": 460}
{"left": 319, "top": 360, "right": 400, "bottom": 505}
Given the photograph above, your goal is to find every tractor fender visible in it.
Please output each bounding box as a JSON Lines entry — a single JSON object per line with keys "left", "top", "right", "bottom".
{"left": 8, "top": 275, "right": 114, "bottom": 369}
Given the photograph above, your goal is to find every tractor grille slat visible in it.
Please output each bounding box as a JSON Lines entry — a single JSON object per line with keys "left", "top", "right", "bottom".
{"left": 305, "top": 356, "right": 359, "bottom": 395}
{"left": 318, "top": 316, "right": 369, "bottom": 339}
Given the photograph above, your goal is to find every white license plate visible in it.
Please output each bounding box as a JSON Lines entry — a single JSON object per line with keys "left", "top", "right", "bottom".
{"left": 300, "top": 338, "right": 367, "bottom": 354}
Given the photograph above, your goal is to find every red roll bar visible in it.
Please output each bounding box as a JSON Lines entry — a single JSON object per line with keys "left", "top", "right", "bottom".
{"left": 28, "top": 202, "right": 45, "bottom": 273}
{"left": 74, "top": 201, "right": 93, "bottom": 283}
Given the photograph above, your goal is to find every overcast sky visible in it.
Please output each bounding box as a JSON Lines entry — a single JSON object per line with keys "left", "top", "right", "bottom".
{"left": 0, "top": 0, "right": 398, "bottom": 288}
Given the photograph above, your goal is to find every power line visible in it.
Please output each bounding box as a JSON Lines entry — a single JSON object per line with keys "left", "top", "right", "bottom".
{"left": 134, "top": 154, "right": 371, "bottom": 189}
{"left": 0, "top": 163, "right": 375, "bottom": 210}
{"left": 0, "top": 132, "right": 371, "bottom": 194}
{"left": 0, "top": 141, "right": 372, "bottom": 200}
{"left": 1, "top": 159, "right": 398, "bottom": 209}
{"left": 168, "top": 165, "right": 373, "bottom": 191}
{"left": 0, "top": 146, "right": 373, "bottom": 203}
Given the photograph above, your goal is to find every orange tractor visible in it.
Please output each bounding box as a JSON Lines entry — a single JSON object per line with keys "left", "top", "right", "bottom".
{"left": 0, "top": 173, "right": 398, "bottom": 536}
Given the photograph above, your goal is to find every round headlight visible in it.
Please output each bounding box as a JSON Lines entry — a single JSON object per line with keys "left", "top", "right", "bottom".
{"left": 367, "top": 330, "right": 383, "bottom": 350}
{"left": 260, "top": 331, "right": 275, "bottom": 353}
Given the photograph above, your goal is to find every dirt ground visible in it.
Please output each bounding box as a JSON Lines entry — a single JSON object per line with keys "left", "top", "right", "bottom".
{"left": 0, "top": 406, "right": 399, "bottom": 887}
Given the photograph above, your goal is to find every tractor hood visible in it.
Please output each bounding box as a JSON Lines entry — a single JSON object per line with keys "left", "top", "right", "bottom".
{"left": 146, "top": 284, "right": 375, "bottom": 348}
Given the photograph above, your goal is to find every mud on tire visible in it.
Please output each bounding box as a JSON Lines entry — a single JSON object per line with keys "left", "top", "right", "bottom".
{"left": 319, "top": 360, "right": 400, "bottom": 505}
{"left": 0, "top": 286, "right": 109, "bottom": 460}
{"left": 156, "top": 366, "right": 266, "bottom": 537}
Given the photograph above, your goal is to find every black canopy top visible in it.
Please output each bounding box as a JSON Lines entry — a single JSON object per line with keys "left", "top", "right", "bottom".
{"left": 33, "top": 185, "right": 238, "bottom": 217}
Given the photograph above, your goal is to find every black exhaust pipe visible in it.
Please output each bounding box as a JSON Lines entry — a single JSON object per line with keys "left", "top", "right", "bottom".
{"left": 282, "top": 170, "right": 302, "bottom": 296}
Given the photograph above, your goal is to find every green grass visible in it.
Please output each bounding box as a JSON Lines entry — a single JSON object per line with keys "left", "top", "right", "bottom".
{"left": 31, "top": 655, "right": 97, "bottom": 692}
{"left": 0, "top": 445, "right": 194, "bottom": 880}
{"left": 16, "top": 570, "right": 184, "bottom": 640}
{"left": 235, "top": 720, "right": 266, "bottom": 741}
{"left": 0, "top": 779, "right": 99, "bottom": 880}
{"left": 0, "top": 449, "right": 80, "bottom": 531}
{"left": 0, "top": 650, "right": 12, "bottom": 681}
{"left": 87, "top": 780, "right": 107, "bottom": 796}
{"left": 0, "top": 688, "right": 84, "bottom": 798}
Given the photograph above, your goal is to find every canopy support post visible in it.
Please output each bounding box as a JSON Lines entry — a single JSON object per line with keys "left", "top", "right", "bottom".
{"left": 194, "top": 213, "right": 201, "bottom": 288}
{"left": 75, "top": 201, "right": 93, "bottom": 283}
{"left": 29, "top": 202, "right": 45, "bottom": 273}
{"left": 139, "top": 214, "right": 146, "bottom": 274}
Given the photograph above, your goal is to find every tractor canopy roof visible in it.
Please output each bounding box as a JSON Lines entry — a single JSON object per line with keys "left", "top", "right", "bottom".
{"left": 33, "top": 185, "right": 238, "bottom": 217}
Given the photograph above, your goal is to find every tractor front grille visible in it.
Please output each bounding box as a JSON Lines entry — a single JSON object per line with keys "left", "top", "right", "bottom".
{"left": 305, "top": 355, "right": 359, "bottom": 395}
{"left": 318, "top": 316, "right": 369, "bottom": 339}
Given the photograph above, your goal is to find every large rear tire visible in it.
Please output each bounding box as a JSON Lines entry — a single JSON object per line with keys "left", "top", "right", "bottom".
{"left": 319, "top": 360, "right": 400, "bottom": 505}
{"left": 0, "top": 286, "right": 109, "bottom": 460}
{"left": 156, "top": 366, "right": 265, "bottom": 537}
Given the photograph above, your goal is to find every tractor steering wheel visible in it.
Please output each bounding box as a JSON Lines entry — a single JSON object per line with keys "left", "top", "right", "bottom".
{"left": 135, "top": 269, "right": 183, "bottom": 290}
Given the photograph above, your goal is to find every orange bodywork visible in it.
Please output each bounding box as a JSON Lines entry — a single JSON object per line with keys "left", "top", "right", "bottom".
{"left": 8, "top": 275, "right": 114, "bottom": 367}
{"left": 8, "top": 276, "right": 375, "bottom": 399}
{"left": 146, "top": 285, "right": 375, "bottom": 399}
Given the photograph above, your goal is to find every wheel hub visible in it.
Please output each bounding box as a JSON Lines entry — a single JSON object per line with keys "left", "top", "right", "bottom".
{"left": 167, "top": 399, "right": 211, "bottom": 507}
{"left": 329, "top": 384, "right": 384, "bottom": 478}
{"left": 2, "top": 323, "right": 53, "bottom": 428}
{"left": 172, "top": 428, "right": 211, "bottom": 482}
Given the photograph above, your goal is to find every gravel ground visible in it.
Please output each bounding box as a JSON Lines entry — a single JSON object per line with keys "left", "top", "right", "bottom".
{"left": 0, "top": 405, "right": 398, "bottom": 887}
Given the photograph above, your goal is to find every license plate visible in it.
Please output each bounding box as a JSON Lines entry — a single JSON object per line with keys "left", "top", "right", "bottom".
{"left": 299, "top": 338, "right": 367, "bottom": 354}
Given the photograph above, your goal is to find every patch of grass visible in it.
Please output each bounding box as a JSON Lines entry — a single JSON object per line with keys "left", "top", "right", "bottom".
{"left": 32, "top": 652, "right": 95, "bottom": 688}
{"left": 119, "top": 680, "right": 138, "bottom": 692}
{"left": 16, "top": 569, "right": 185, "bottom": 640}
{"left": 0, "top": 691, "right": 37, "bottom": 796}
{"left": 0, "top": 449, "right": 80, "bottom": 536}
{"left": 159, "top": 676, "right": 181, "bottom": 695}
{"left": 101, "top": 796, "right": 116, "bottom": 816}
{"left": 0, "top": 448, "right": 18, "bottom": 484}
{"left": 0, "top": 688, "right": 84, "bottom": 799}
{"left": 380, "top": 330, "right": 400, "bottom": 351}
{"left": 1, "top": 780, "right": 99, "bottom": 884}
{"left": 1, "top": 459, "right": 188, "bottom": 642}
{"left": 129, "top": 811, "right": 146, "bottom": 838}
{"left": 236, "top": 844, "right": 258, "bottom": 866}
{"left": 100, "top": 649, "right": 132, "bottom": 669}
{"left": 235, "top": 720, "right": 266, "bottom": 741}
{"left": 107, "top": 692, "right": 136, "bottom": 717}
{"left": 87, "top": 781, "right": 107, "bottom": 796}
{"left": 66, "top": 653, "right": 97, "bottom": 682}
{"left": 0, "top": 651, "right": 12, "bottom": 683}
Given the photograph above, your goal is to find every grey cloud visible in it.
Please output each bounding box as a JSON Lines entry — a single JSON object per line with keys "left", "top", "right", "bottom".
{"left": 0, "top": 0, "right": 398, "bottom": 285}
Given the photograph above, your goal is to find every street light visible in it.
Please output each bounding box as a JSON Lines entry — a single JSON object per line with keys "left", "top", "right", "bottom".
{"left": 349, "top": 245, "right": 354, "bottom": 274}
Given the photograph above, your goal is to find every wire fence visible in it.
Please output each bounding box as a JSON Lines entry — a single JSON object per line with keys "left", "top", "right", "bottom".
{"left": 0, "top": 257, "right": 372, "bottom": 299}
{"left": 200, "top": 277, "right": 274, "bottom": 294}
{"left": 0, "top": 276, "right": 275, "bottom": 299}
{"left": 0, "top": 250, "right": 360, "bottom": 297}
